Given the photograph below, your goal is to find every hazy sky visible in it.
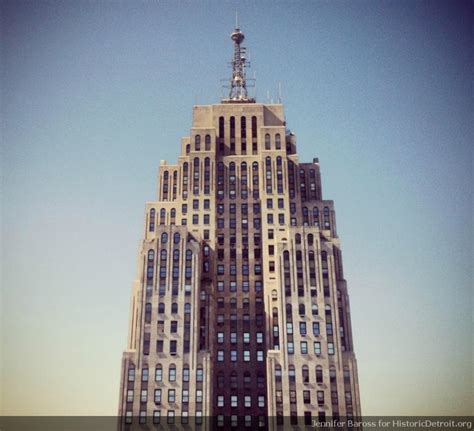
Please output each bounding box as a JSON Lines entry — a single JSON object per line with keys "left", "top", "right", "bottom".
{"left": 1, "top": 0, "right": 472, "bottom": 416}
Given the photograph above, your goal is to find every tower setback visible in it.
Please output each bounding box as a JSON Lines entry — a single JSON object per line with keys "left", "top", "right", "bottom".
{"left": 118, "top": 26, "right": 361, "bottom": 429}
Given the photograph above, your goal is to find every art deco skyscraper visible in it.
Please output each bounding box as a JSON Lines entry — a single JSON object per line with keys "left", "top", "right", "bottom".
{"left": 118, "top": 26, "right": 361, "bottom": 429}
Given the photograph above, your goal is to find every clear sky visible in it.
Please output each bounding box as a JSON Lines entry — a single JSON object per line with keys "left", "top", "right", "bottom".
{"left": 1, "top": 0, "right": 472, "bottom": 416}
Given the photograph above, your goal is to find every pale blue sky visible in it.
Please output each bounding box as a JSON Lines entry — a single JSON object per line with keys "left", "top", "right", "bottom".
{"left": 1, "top": 0, "right": 472, "bottom": 415}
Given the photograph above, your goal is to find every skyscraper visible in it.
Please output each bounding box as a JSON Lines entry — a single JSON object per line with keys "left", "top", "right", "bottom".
{"left": 118, "top": 25, "right": 361, "bottom": 429}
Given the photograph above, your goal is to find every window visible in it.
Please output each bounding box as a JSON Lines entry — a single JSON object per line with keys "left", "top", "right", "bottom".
{"left": 168, "top": 389, "right": 175, "bottom": 403}
{"left": 217, "top": 395, "right": 224, "bottom": 407}
{"left": 231, "top": 350, "right": 237, "bottom": 362}
{"left": 258, "top": 395, "right": 265, "bottom": 408}
{"left": 205, "top": 134, "right": 211, "bottom": 150}
{"left": 217, "top": 350, "right": 224, "bottom": 362}
{"left": 275, "top": 133, "right": 281, "bottom": 149}
{"left": 153, "top": 410, "right": 161, "bottom": 424}
{"left": 169, "top": 366, "right": 176, "bottom": 382}
{"left": 127, "top": 366, "right": 135, "bottom": 382}
{"left": 275, "top": 365, "right": 282, "bottom": 382}
{"left": 243, "top": 350, "right": 250, "bottom": 362}
{"left": 301, "top": 341, "right": 308, "bottom": 354}
{"left": 257, "top": 350, "right": 264, "bottom": 361}
{"left": 182, "top": 367, "right": 189, "bottom": 382}
{"left": 155, "top": 365, "right": 162, "bottom": 381}
{"left": 287, "top": 342, "right": 294, "bottom": 354}
{"left": 126, "top": 389, "right": 134, "bottom": 403}
{"left": 170, "top": 340, "right": 177, "bottom": 355}
{"left": 167, "top": 410, "right": 175, "bottom": 424}
{"left": 313, "top": 322, "right": 320, "bottom": 335}
{"left": 302, "top": 365, "right": 309, "bottom": 383}
{"left": 316, "top": 366, "right": 323, "bottom": 384}
{"left": 317, "top": 390, "right": 325, "bottom": 405}
{"left": 265, "top": 133, "right": 271, "bottom": 149}
{"left": 231, "top": 395, "right": 238, "bottom": 408}
{"left": 328, "top": 342, "right": 335, "bottom": 355}
{"left": 196, "top": 367, "right": 203, "bottom": 382}
{"left": 303, "top": 390, "right": 311, "bottom": 404}
{"left": 196, "top": 389, "right": 203, "bottom": 403}
{"left": 154, "top": 389, "right": 161, "bottom": 404}
{"left": 314, "top": 342, "right": 321, "bottom": 355}
{"left": 299, "top": 321, "right": 307, "bottom": 335}
{"left": 142, "top": 367, "right": 149, "bottom": 382}
{"left": 244, "top": 395, "right": 251, "bottom": 408}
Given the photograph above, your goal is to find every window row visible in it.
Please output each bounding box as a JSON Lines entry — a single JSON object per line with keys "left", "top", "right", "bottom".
{"left": 128, "top": 365, "right": 203, "bottom": 383}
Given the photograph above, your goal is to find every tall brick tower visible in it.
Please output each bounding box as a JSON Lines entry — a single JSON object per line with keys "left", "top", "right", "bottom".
{"left": 118, "top": 25, "right": 361, "bottom": 429}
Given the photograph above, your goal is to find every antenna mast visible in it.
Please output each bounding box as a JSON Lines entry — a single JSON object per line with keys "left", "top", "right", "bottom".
{"left": 222, "top": 21, "right": 255, "bottom": 103}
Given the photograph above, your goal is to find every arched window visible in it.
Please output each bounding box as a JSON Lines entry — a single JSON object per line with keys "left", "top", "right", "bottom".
{"left": 193, "top": 157, "right": 200, "bottom": 195}
{"left": 172, "top": 171, "right": 177, "bottom": 200}
{"left": 160, "top": 249, "right": 167, "bottom": 260}
{"left": 162, "top": 171, "right": 169, "bottom": 200}
{"left": 155, "top": 364, "right": 162, "bottom": 382}
{"left": 170, "top": 208, "right": 176, "bottom": 225}
{"left": 147, "top": 250, "right": 155, "bottom": 261}
{"left": 241, "top": 161, "right": 248, "bottom": 199}
{"left": 205, "top": 134, "right": 211, "bottom": 151}
{"left": 241, "top": 116, "right": 247, "bottom": 141}
{"left": 285, "top": 303, "right": 292, "bottom": 319}
{"left": 149, "top": 209, "right": 155, "bottom": 232}
{"left": 182, "top": 162, "right": 189, "bottom": 197}
{"left": 217, "top": 371, "right": 225, "bottom": 388}
{"left": 195, "top": 135, "right": 201, "bottom": 151}
{"left": 173, "top": 249, "right": 179, "bottom": 261}
{"left": 288, "top": 365, "right": 296, "bottom": 383}
{"left": 299, "top": 303, "right": 306, "bottom": 316}
{"left": 160, "top": 208, "right": 166, "bottom": 225}
{"left": 184, "top": 303, "right": 191, "bottom": 313}
{"left": 186, "top": 144, "right": 190, "bottom": 154}
{"left": 316, "top": 365, "right": 323, "bottom": 383}
{"left": 275, "top": 364, "right": 282, "bottom": 382}
{"left": 265, "top": 133, "right": 271, "bottom": 150}
{"left": 219, "top": 116, "right": 225, "bottom": 138}
{"left": 145, "top": 303, "right": 152, "bottom": 323}
{"left": 265, "top": 156, "right": 272, "bottom": 193}
{"left": 295, "top": 234, "right": 301, "bottom": 244}
{"left": 186, "top": 250, "right": 192, "bottom": 261}
{"left": 158, "top": 303, "right": 165, "bottom": 313}
{"left": 308, "top": 234, "right": 314, "bottom": 245}
{"left": 169, "top": 365, "right": 176, "bottom": 382}
{"left": 161, "top": 232, "right": 168, "bottom": 243}
{"left": 312, "top": 303, "right": 318, "bottom": 316}
{"left": 302, "top": 365, "right": 309, "bottom": 383}
{"left": 203, "top": 157, "right": 211, "bottom": 195}
{"left": 251, "top": 116, "right": 257, "bottom": 138}
{"left": 313, "top": 208, "right": 319, "bottom": 226}
{"left": 324, "top": 206, "right": 331, "bottom": 229}
{"left": 230, "top": 371, "right": 238, "bottom": 388}
{"left": 344, "top": 366, "right": 351, "bottom": 382}
{"left": 230, "top": 116, "right": 235, "bottom": 138}
{"left": 330, "top": 366, "right": 337, "bottom": 383}
{"left": 275, "top": 133, "right": 281, "bottom": 149}
{"left": 243, "top": 371, "right": 251, "bottom": 388}
{"left": 171, "top": 302, "right": 178, "bottom": 314}
{"left": 302, "top": 207, "right": 309, "bottom": 226}
{"left": 173, "top": 232, "right": 180, "bottom": 244}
